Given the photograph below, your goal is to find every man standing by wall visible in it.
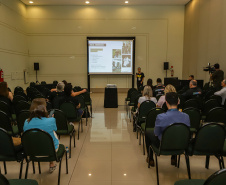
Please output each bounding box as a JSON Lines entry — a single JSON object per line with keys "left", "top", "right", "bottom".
{"left": 136, "top": 67, "right": 145, "bottom": 89}
{"left": 211, "top": 63, "right": 224, "bottom": 90}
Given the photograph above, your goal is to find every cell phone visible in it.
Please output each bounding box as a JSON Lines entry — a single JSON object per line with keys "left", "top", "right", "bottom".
{"left": 49, "top": 110, "right": 55, "bottom": 117}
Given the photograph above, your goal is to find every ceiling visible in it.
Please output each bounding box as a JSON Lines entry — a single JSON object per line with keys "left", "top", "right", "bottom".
{"left": 21, "top": 0, "right": 191, "bottom": 6}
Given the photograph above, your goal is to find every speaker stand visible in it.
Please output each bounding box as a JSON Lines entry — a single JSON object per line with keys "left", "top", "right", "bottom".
{"left": 35, "top": 70, "right": 39, "bottom": 83}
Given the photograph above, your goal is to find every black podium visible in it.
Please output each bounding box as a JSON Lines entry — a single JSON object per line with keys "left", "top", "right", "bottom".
{"left": 104, "top": 87, "right": 118, "bottom": 108}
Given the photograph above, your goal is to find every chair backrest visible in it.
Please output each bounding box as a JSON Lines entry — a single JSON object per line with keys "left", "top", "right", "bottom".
{"left": 192, "top": 123, "right": 225, "bottom": 155}
{"left": 0, "top": 111, "right": 13, "bottom": 133}
{"left": 160, "top": 123, "right": 190, "bottom": 153}
{"left": 22, "top": 128, "right": 57, "bottom": 161}
{"left": 0, "top": 174, "right": 10, "bottom": 185}
{"left": 162, "top": 102, "right": 168, "bottom": 111}
{"left": 81, "top": 92, "right": 91, "bottom": 103}
{"left": 52, "top": 95, "right": 65, "bottom": 109}
{"left": 138, "top": 100, "right": 156, "bottom": 119}
{"left": 183, "top": 108, "right": 201, "bottom": 130}
{"left": 145, "top": 108, "right": 165, "bottom": 129}
{"left": 0, "top": 101, "right": 11, "bottom": 116}
{"left": 73, "top": 86, "right": 82, "bottom": 92}
{"left": 205, "top": 107, "right": 226, "bottom": 124}
{"left": 14, "top": 100, "right": 31, "bottom": 115}
{"left": 46, "top": 101, "right": 52, "bottom": 111}
{"left": 0, "top": 128, "right": 16, "bottom": 159}
{"left": 76, "top": 95, "right": 85, "bottom": 108}
{"left": 204, "top": 99, "right": 221, "bottom": 114}
{"left": 204, "top": 168, "right": 226, "bottom": 185}
{"left": 52, "top": 109, "right": 68, "bottom": 131}
{"left": 130, "top": 91, "right": 141, "bottom": 104}
{"left": 210, "top": 95, "right": 222, "bottom": 105}
{"left": 126, "top": 88, "right": 137, "bottom": 99}
{"left": 16, "top": 110, "right": 30, "bottom": 134}
{"left": 13, "top": 95, "right": 27, "bottom": 104}
{"left": 14, "top": 86, "right": 24, "bottom": 95}
{"left": 178, "top": 94, "right": 186, "bottom": 109}
{"left": 60, "top": 102, "right": 78, "bottom": 121}
{"left": 183, "top": 99, "right": 199, "bottom": 109}
{"left": 133, "top": 94, "right": 142, "bottom": 110}
{"left": 204, "top": 90, "right": 216, "bottom": 100}
{"left": 41, "top": 81, "right": 46, "bottom": 85}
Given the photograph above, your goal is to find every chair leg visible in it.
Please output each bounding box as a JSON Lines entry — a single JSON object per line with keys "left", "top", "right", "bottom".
{"left": 185, "top": 155, "right": 191, "bottom": 179}
{"left": 73, "top": 130, "right": 76, "bottom": 147}
{"left": 175, "top": 155, "right": 177, "bottom": 167}
{"left": 139, "top": 130, "right": 141, "bottom": 145}
{"left": 90, "top": 103, "right": 93, "bottom": 118}
{"left": 205, "top": 155, "right": 210, "bottom": 169}
{"left": 221, "top": 156, "right": 225, "bottom": 168}
{"left": 25, "top": 161, "right": 30, "bottom": 179}
{"left": 69, "top": 135, "right": 72, "bottom": 158}
{"left": 155, "top": 154, "right": 160, "bottom": 185}
{"left": 142, "top": 133, "right": 145, "bottom": 155}
{"left": 58, "top": 159, "right": 62, "bottom": 185}
{"left": 32, "top": 161, "right": 35, "bottom": 174}
{"left": 3, "top": 161, "right": 7, "bottom": 175}
{"left": 177, "top": 155, "right": 181, "bottom": 168}
{"left": 86, "top": 108, "right": 88, "bottom": 126}
{"left": 38, "top": 162, "right": 41, "bottom": 174}
{"left": 19, "top": 161, "right": 23, "bottom": 179}
{"left": 78, "top": 121, "right": 80, "bottom": 140}
{"left": 148, "top": 147, "right": 151, "bottom": 168}
{"left": 65, "top": 152, "right": 68, "bottom": 174}
{"left": 81, "top": 119, "right": 83, "bottom": 133}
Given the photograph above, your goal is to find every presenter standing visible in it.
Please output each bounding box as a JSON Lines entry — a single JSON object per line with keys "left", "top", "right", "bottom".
{"left": 136, "top": 67, "right": 145, "bottom": 89}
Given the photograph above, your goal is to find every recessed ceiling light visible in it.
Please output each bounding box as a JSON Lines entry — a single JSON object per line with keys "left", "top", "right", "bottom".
{"left": 85, "top": 1, "right": 90, "bottom": 4}
{"left": 125, "top": 1, "right": 129, "bottom": 3}
{"left": 29, "top": 1, "right": 34, "bottom": 3}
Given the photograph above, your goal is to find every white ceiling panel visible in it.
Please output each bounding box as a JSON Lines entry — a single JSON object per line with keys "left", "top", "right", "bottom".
{"left": 21, "top": 0, "right": 191, "bottom": 6}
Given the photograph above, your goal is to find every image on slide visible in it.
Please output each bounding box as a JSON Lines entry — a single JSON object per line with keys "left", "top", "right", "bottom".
{"left": 122, "top": 41, "right": 131, "bottom": 54}
{"left": 112, "top": 59, "right": 121, "bottom": 73}
{"left": 122, "top": 55, "right": 131, "bottom": 67}
{"left": 112, "top": 49, "right": 122, "bottom": 58}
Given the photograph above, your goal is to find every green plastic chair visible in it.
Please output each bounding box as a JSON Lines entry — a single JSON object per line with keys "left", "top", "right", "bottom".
{"left": 60, "top": 101, "right": 82, "bottom": 140}
{"left": 0, "top": 174, "right": 38, "bottom": 185}
{"left": 77, "top": 95, "right": 88, "bottom": 126}
{"left": 183, "top": 108, "right": 201, "bottom": 134}
{"left": 204, "top": 90, "right": 216, "bottom": 101}
{"left": 0, "top": 128, "right": 24, "bottom": 179}
{"left": 0, "top": 101, "right": 12, "bottom": 118}
{"left": 0, "top": 111, "right": 18, "bottom": 136}
{"left": 210, "top": 95, "right": 222, "bottom": 105}
{"left": 174, "top": 168, "right": 226, "bottom": 185}
{"left": 16, "top": 110, "right": 30, "bottom": 136}
{"left": 52, "top": 109, "right": 76, "bottom": 158}
{"left": 131, "top": 94, "right": 142, "bottom": 124}
{"left": 186, "top": 123, "right": 225, "bottom": 171}
{"left": 127, "top": 90, "right": 141, "bottom": 119}
{"left": 183, "top": 99, "right": 199, "bottom": 110}
{"left": 135, "top": 100, "right": 156, "bottom": 140}
{"left": 203, "top": 99, "right": 221, "bottom": 116}
{"left": 125, "top": 88, "right": 137, "bottom": 102}
{"left": 149, "top": 123, "right": 191, "bottom": 185}
{"left": 14, "top": 101, "right": 30, "bottom": 115}
{"left": 22, "top": 129, "right": 68, "bottom": 185}
{"left": 205, "top": 108, "right": 226, "bottom": 125}
{"left": 13, "top": 95, "right": 27, "bottom": 105}
{"left": 140, "top": 108, "right": 165, "bottom": 155}
{"left": 81, "top": 92, "right": 92, "bottom": 118}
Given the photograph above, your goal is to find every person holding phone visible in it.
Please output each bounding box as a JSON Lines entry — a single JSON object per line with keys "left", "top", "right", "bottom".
{"left": 23, "top": 98, "right": 59, "bottom": 173}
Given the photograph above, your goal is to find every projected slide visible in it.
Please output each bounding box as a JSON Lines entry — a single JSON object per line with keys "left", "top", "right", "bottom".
{"left": 87, "top": 38, "right": 135, "bottom": 75}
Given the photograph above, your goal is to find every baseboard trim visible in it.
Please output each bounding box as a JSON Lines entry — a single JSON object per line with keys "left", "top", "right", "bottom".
{"left": 90, "top": 88, "right": 129, "bottom": 93}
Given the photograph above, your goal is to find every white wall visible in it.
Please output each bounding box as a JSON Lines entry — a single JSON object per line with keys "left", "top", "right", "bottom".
{"left": 0, "top": 0, "right": 28, "bottom": 90}
{"left": 26, "top": 5, "right": 185, "bottom": 88}
{"left": 183, "top": 0, "right": 226, "bottom": 82}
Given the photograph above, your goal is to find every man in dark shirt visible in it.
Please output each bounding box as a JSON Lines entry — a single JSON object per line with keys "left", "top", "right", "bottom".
{"left": 145, "top": 92, "right": 190, "bottom": 166}
{"left": 153, "top": 78, "right": 165, "bottom": 97}
{"left": 136, "top": 67, "right": 145, "bottom": 89}
{"left": 182, "top": 80, "right": 202, "bottom": 100}
{"left": 211, "top": 63, "right": 224, "bottom": 90}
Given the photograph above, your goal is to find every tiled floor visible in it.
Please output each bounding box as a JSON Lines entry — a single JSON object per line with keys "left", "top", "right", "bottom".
{"left": 2, "top": 93, "right": 222, "bottom": 185}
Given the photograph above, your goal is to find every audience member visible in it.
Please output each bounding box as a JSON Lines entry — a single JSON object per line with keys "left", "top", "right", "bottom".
{"left": 0, "top": 81, "right": 13, "bottom": 103}
{"left": 188, "top": 75, "right": 194, "bottom": 80}
{"left": 23, "top": 98, "right": 59, "bottom": 173}
{"left": 210, "top": 63, "right": 224, "bottom": 90}
{"left": 60, "top": 84, "right": 83, "bottom": 116}
{"left": 138, "top": 86, "right": 157, "bottom": 108}
{"left": 182, "top": 80, "right": 202, "bottom": 100}
{"left": 145, "top": 92, "right": 190, "bottom": 167}
{"left": 214, "top": 79, "right": 226, "bottom": 105}
{"left": 156, "top": 84, "right": 176, "bottom": 108}
{"left": 48, "top": 82, "right": 65, "bottom": 108}
{"left": 147, "top": 78, "right": 154, "bottom": 90}
{"left": 153, "top": 78, "right": 165, "bottom": 97}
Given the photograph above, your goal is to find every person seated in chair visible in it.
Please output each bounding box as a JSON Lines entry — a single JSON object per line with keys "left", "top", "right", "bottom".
{"left": 60, "top": 83, "right": 83, "bottom": 116}
{"left": 138, "top": 86, "right": 157, "bottom": 108}
{"left": 145, "top": 92, "right": 190, "bottom": 167}
{"left": 23, "top": 98, "right": 59, "bottom": 173}
{"left": 182, "top": 80, "right": 202, "bottom": 100}
{"left": 188, "top": 75, "right": 194, "bottom": 81}
{"left": 0, "top": 82, "right": 13, "bottom": 103}
{"left": 153, "top": 78, "right": 165, "bottom": 97}
{"left": 214, "top": 79, "right": 226, "bottom": 105}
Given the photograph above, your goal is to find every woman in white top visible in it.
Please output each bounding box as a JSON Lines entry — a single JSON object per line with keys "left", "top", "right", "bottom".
{"left": 156, "top": 84, "right": 176, "bottom": 108}
{"left": 138, "top": 86, "right": 157, "bottom": 108}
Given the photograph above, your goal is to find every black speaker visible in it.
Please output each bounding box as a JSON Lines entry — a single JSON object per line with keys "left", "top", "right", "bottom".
{"left": 164, "top": 62, "right": 169, "bottom": 70}
{"left": 34, "top": 63, "right": 39, "bottom": 70}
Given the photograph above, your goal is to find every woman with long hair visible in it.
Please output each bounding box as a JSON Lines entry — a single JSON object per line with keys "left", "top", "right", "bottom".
{"left": 138, "top": 86, "right": 157, "bottom": 108}
{"left": 0, "top": 81, "right": 13, "bottom": 102}
{"left": 23, "top": 98, "right": 59, "bottom": 173}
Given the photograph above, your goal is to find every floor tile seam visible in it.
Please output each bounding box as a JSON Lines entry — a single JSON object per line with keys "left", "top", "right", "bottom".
{"left": 68, "top": 116, "right": 91, "bottom": 184}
